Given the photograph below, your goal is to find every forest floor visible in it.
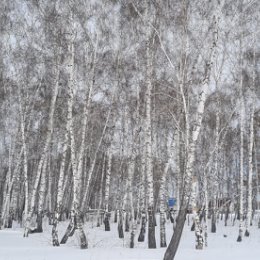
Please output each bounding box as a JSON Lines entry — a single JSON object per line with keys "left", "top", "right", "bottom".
{"left": 1, "top": 214, "right": 260, "bottom": 260}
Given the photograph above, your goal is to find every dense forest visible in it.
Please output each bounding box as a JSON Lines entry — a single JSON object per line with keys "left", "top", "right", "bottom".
{"left": 0, "top": 1, "right": 259, "bottom": 259}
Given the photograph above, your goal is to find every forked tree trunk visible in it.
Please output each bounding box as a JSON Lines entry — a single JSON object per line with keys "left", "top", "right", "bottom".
{"left": 52, "top": 95, "right": 71, "bottom": 246}
{"left": 164, "top": 2, "right": 221, "bottom": 257}
{"left": 61, "top": 22, "right": 87, "bottom": 249}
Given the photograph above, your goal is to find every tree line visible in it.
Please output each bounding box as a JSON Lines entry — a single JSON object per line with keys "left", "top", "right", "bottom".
{"left": 0, "top": 0, "right": 259, "bottom": 259}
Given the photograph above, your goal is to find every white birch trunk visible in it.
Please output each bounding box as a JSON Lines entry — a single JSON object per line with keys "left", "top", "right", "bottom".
{"left": 80, "top": 107, "right": 112, "bottom": 211}
{"left": 68, "top": 27, "right": 87, "bottom": 249}
{"left": 203, "top": 167, "right": 208, "bottom": 247}
{"left": 237, "top": 44, "right": 245, "bottom": 242}
{"left": 160, "top": 162, "right": 169, "bottom": 248}
{"left": 211, "top": 97, "right": 220, "bottom": 233}
{"left": 97, "top": 154, "right": 105, "bottom": 227}
{"left": 128, "top": 159, "right": 136, "bottom": 248}
{"left": 144, "top": 9, "right": 156, "bottom": 248}
{"left": 52, "top": 97, "right": 71, "bottom": 246}
{"left": 76, "top": 42, "right": 97, "bottom": 191}
{"left": 1, "top": 137, "right": 15, "bottom": 228}
{"left": 1, "top": 147, "right": 22, "bottom": 229}
{"left": 137, "top": 144, "right": 147, "bottom": 242}
{"left": 104, "top": 151, "right": 112, "bottom": 231}
{"left": 18, "top": 91, "right": 29, "bottom": 226}
{"left": 24, "top": 51, "right": 60, "bottom": 237}
{"left": 245, "top": 97, "right": 255, "bottom": 236}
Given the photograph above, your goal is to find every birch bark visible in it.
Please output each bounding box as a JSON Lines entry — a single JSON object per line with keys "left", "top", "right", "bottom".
{"left": 18, "top": 90, "right": 29, "bottom": 226}
{"left": 164, "top": 2, "right": 222, "bottom": 258}
{"left": 24, "top": 51, "right": 60, "bottom": 237}
{"left": 237, "top": 41, "right": 245, "bottom": 242}
{"left": 60, "top": 23, "right": 87, "bottom": 248}
{"left": 159, "top": 162, "right": 169, "bottom": 247}
{"left": 104, "top": 151, "right": 112, "bottom": 231}
{"left": 245, "top": 95, "right": 255, "bottom": 236}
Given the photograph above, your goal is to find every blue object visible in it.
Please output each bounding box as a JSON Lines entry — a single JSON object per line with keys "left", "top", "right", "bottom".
{"left": 168, "top": 198, "right": 176, "bottom": 207}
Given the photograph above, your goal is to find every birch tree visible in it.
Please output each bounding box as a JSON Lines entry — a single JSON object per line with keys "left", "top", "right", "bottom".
{"left": 164, "top": 1, "right": 223, "bottom": 258}
{"left": 60, "top": 15, "right": 87, "bottom": 248}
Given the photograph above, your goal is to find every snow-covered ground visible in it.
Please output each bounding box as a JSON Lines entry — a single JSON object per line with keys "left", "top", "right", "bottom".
{"left": 1, "top": 215, "right": 260, "bottom": 260}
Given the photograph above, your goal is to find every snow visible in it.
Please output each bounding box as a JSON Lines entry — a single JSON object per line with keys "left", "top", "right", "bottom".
{"left": 1, "top": 215, "right": 260, "bottom": 260}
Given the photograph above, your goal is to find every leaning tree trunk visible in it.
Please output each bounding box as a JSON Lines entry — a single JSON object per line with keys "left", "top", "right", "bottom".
{"left": 164, "top": 199, "right": 188, "bottom": 260}
{"left": 163, "top": 2, "right": 221, "bottom": 257}
{"left": 24, "top": 49, "right": 60, "bottom": 237}
{"left": 80, "top": 107, "right": 111, "bottom": 212}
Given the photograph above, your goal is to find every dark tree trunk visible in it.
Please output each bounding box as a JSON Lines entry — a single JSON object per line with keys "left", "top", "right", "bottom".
{"left": 114, "top": 210, "right": 118, "bottom": 223}
{"left": 104, "top": 213, "right": 110, "bottom": 231}
{"left": 35, "top": 212, "right": 43, "bottom": 233}
{"left": 191, "top": 221, "right": 195, "bottom": 231}
{"left": 211, "top": 213, "right": 216, "bottom": 233}
{"left": 169, "top": 210, "right": 175, "bottom": 224}
{"left": 237, "top": 207, "right": 240, "bottom": 220}
{"left": 163, "top": 206, "right": 187, "bottom": 260}
{"left": 225, "top": 205, "right": 230, "bottom": 226}
{"left": 134, "top": 210, "right": 138, "bottom": 221}
{"left": 60, "top": 218, "right": 75, "bottom": 244}
{"left": 125, "top": 212, "right": 130, "bottom": 232}
{"left": 244, "top": 229, "right": 249, "bottom": 237}
{"left": 154, "top": 212, "right": 157, "bottom": 227}
{"left": 148, "top": 206, "right": 156, "bottom": 248}
{"left": 7, "top": 213, "right": 13, "bottom": 228}
{"left": 118, "top": 210, "right": 124, "bottom": 238}
{"left": 138, "top": 212, "right": 146, "bottom": 242}
{"left": 130, "top": 230, "right": 135, "bottom": 248}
